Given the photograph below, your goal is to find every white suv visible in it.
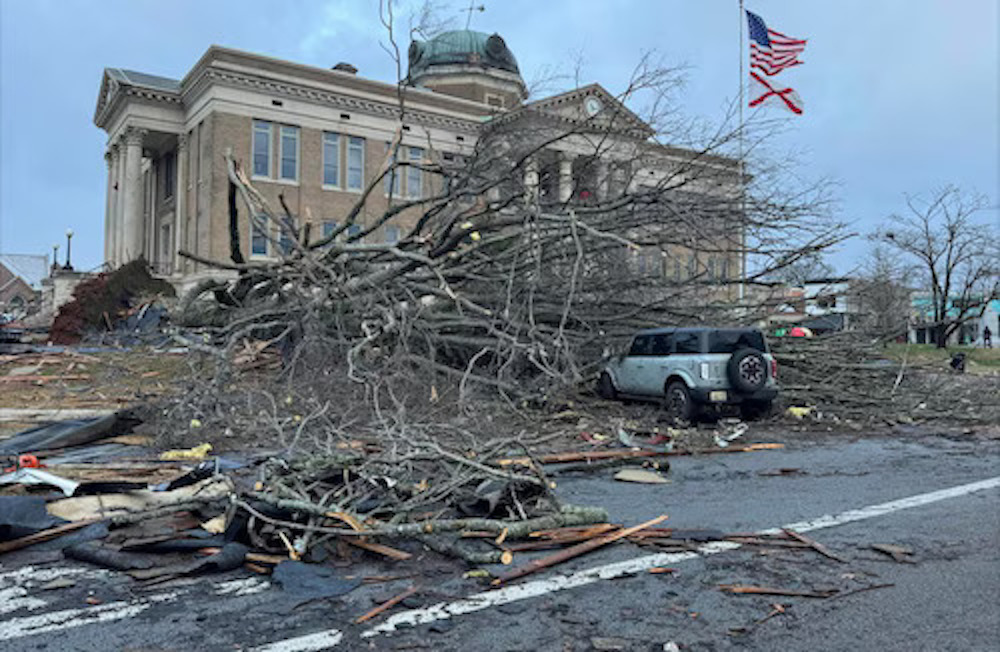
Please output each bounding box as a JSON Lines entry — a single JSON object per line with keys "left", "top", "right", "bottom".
{"left": 597, "top": 327, "right": 779, "bottom": 420}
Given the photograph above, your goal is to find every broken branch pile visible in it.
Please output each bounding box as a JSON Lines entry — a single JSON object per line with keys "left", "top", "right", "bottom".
{"left": 236, "top": 428, "right": 608, "bottom": 564}
{"left": 771, "top": 335, "right": 1000, "bottom": 425}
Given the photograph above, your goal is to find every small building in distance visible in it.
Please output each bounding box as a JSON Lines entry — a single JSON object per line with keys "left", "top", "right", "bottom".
{"left": 0, "top": 254, "right": 48, "bottom": 316}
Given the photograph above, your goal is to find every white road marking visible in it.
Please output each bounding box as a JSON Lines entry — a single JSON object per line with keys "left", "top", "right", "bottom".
{"left": 2, "top": 475, "right": 997, "bottom": 649}
{"left": 0, "top": 591, "right": 179, "bottom": 639}
{"left": 215, "top": 577, "right": 271, "bottom": 596}
{"left": 360, "top": 475, "right": 1000, "bottom": 638}
{"left": 0, "top": 566, "right": 103, "bottom": 586}
{"left": 250, "top": 630, "right": 344, "bottom": 652}
{"left": 0, "top": 587, "right": 47, "bottom": 615}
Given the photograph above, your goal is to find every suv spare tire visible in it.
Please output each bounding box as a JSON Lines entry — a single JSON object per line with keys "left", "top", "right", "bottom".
{"left": 727, "top": 348, "right": 767, "bottom": 393}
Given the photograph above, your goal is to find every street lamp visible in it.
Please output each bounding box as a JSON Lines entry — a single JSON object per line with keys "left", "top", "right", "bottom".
{"left": 63, "top": 229, "right": 74, "bottom": 271}
{"left": 51, "top": 244, "right": 60, "bottom": 273}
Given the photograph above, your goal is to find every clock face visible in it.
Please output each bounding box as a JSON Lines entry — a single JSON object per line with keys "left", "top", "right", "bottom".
{"left": 585, "top": 96, "right": 603, "bottom": 116}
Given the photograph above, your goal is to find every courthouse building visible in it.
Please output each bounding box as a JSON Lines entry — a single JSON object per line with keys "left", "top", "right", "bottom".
{"left": 94, "top": 30, "right": 740, "bottom": 290}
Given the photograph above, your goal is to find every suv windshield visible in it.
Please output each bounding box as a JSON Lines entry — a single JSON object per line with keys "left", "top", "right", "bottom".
{"left": 707, "top": 329, "right": 766, "bottom": 353}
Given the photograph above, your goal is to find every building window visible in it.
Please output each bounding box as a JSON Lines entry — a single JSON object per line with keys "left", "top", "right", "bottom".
{"left": 385, "top": 225, "right": 400, "bottom": 244}
{"left": 347, "top": 136, "right": 365, "bottom": 190}
{"left": 384, "top": 143, "right": 401, "bottom": 197}
{"left": 322, "top": 220, "right": 337, "bottom": 238}
{"left": 407, "top": 146, "right": 423, "bottom": 198}
{"left": 251, "top": 218, "right": 268, "bottom": 255}
{"left": 323, "top": 133, "right": 340, "bottom": 186}
{"left": 346, "top": 224, "right": 362, "bottom": 239}
{"left": 280, "top": 125, "right": 299, "bottom": 181}
{"left": 162, "top": 151, "right": 175, "bottom": 200}
{"left": 485, "top": 93, "right": 504, "bottom": 108}
{"left": 253, "top": 120, "right": 271, "bottom": 177}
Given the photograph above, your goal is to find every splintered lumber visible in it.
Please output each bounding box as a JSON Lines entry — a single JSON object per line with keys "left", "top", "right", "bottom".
{"left": 493, "top": 443, "right": 784, "bottom": 467}
{"left": 354, "top": 585, "right": 419, "bottom": 624}
{"left": 529, "top": 524, "right": 619, "bottom": 539}
{"left": 505, "top": 525, "right": 621, "bottom": 552}
{"left": 719, "top": 584, "right": 838, "bottom": 598}
{"left": 0, "top": 518, "right": 104, "bottom": 554}
{"left": 870, "top": 544, "right": 915, "bottom": 563}
{"left": 341, "top": 537, "right": 413, "bottom": 561}
{"left": 782, "top": 528, "right": 848, "bottom": 563}
{"left": 493, "top": 514, "right": 668, "bottom": 585}
{"left": 724, "top": 537, "right": 812, "bottom": 548}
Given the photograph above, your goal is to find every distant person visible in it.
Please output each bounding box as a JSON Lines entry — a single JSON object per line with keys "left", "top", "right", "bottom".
{"left": 985, "top": 325, "right": 992, "bottom": 348}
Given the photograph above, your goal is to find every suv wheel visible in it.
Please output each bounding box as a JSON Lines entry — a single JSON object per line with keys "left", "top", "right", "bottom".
{"left": 727, "top": 348, "right": 767, "bottom": 393}
{"left": 664, "top": 380, "right": 693, "bottom": 423}
{"left": 596, "top": 372, "right": 617, "bottom": 399}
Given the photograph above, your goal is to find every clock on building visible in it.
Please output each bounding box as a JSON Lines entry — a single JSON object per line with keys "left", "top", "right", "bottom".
{"left": 584, "top": 96, "right": 603, "bottom": 116}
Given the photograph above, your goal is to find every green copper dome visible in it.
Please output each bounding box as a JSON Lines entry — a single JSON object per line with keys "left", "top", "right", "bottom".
{"left": 408, "top": 30, "right": 521, "bottom": 78}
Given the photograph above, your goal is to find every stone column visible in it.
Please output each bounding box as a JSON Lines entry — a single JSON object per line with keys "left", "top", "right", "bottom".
{"left": 523, "top": 157, "right": 539, "bottom": 204}
{"left": 115, "top": 140, "right": 128, "bottom": 265}
{"left": 558, "top": 152, "right": 575, "bottom": 203}
{"left": 595, "top": 160, "right": 610, "bottom": 201}
{"left": 103, "top": 151, "right": 113, "bottom": 266}
{"left": 173, "top": 134, "right": 188, "bottom": 275}
{"left": 122, "top": 127, "right": 147, "bottom": 262}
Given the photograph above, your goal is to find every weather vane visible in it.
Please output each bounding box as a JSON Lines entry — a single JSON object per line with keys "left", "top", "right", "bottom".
{"left": 462, "top": 1, "right": 485, "bottom": 30}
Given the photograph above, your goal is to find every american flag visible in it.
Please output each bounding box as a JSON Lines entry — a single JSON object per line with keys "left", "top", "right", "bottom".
{"left": 746, "top": 10, "right": 806, "bottom": 77}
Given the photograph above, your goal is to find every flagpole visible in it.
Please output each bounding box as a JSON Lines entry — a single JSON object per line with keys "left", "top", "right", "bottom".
{"left": 738, "top": 0, "right": 746, "bottom": 305}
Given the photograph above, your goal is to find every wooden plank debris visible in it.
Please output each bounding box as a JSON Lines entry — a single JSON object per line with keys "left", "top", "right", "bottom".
{"left": 0, "top": 518, "right": 104, "bottom": 554}
{"left": 871, "top": 543, "right": 915, "bottom": 563}
{"left": 493, "top": 514, "right": 668, "bottom": 585}
{"left": 354, "top": 585, "right": 419, "bottom": 624}
{"left": 782, "top": 528, "right": 849, "bottom": 563}
{"left": 719, "top": 584, "right": 838, "bottom": 598}
{"left": 341, "top": 537, "right": 413, "bottom": 561}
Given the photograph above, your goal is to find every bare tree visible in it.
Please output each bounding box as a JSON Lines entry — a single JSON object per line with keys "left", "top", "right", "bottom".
{"left": 177, "top": 17, "right": 845, "bottom": 410}
{"left": 850, "top": 244, "right": 912, "bottom": 340}
{"left": 873, "top": 185, "right": 999, "bottom": 347}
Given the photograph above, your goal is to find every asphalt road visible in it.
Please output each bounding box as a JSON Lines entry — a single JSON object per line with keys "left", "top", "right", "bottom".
{"left": 2, "top": 429, "right": 998, "bottom": 652}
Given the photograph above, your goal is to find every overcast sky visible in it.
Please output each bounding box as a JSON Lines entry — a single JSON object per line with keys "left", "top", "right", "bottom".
{"left": 1, "top": 0, "right": 997, "bottom": 273}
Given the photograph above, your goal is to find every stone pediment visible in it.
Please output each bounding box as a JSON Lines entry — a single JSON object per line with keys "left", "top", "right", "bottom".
{"left": 94, "top": 68, "right": 182, "bottom": 129}
{"left": 524, "top": 83, "right": 654, "bottom": 139}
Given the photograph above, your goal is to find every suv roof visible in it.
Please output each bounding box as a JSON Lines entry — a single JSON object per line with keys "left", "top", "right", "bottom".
{"left": 633, "top": 326, "right": 761, "bottom": 336}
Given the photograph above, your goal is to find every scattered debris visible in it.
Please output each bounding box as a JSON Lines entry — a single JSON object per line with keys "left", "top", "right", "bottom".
{"left": 159, "top": 443, "right": 213, "bottom": 461}
{"left": 39, "top": 577, "right": 77, "bottom": 590}
{"left": 613, "top": 468, "right": 670, "bottom": 484}
{"left": 729, "top": 603, "right": 789, "bottom": 636}
{"left": 782, "top": 528, "right": 849, "bottom": 563}
{"left": 871, "top": 543, "right": 916, "bottom": 564}
{"left": 718, "top": 584, "right": 838, "bottom": 598}
{"left": 758, "top": 468, "right": 806, "bottom": 477}
{"left": 493, "top": 514, "right": 668, "bottom": 585}
{"left": 354, "top": 585, "right": 420, "bottom": 624}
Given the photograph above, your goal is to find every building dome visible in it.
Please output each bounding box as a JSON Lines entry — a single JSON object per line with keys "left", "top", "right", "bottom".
{"left": 408, "top": 30, "right": 520, "bottom": 78}
{"left": 407, "top": 30, "right": 526, "bottom": 107}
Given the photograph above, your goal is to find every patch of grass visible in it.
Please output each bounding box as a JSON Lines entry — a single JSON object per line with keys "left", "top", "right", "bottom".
{"left": 882, "top": 342, "right": 1000, "bottom": 372}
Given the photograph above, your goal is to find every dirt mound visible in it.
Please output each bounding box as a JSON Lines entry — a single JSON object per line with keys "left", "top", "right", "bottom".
{"left": 50, "top": 259, "right": 175, "bottom": 344}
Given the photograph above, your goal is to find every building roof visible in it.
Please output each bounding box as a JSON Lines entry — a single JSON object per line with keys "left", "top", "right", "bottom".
{"left": 105, "top": 68, "right": 181, "bottom": 93}
{"left": 408, "top": 30, "right": 521, "bottom": 78}
{"left": 0, "top": 254, "right": 48, "bottom": 290}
